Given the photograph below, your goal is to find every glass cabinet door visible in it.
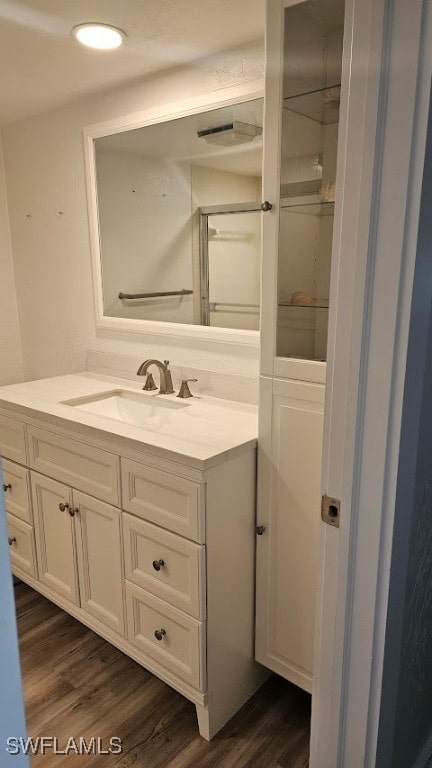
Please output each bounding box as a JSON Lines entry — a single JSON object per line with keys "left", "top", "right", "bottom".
{"left": 276, "top": 0, "right": 345, "bottom": 362}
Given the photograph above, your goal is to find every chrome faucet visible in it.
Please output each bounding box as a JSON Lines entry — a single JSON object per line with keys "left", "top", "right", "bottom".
{"left": 137, "top": 359, "right": 174, "bottom": 395}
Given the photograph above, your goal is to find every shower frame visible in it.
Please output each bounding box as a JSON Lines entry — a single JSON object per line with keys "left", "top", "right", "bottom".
{"left": 199, "top": 201, "right": 262, "bottom": 326}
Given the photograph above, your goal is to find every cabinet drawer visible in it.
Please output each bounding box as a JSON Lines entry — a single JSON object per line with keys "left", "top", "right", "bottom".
{"left": 0, "top": 414, "right": 27, "bottom": 464}
{"left": 7, "top": 513, "right": 37, "bottom": 577}
{"left": 125, "top": 582, "right": 205, "bottom": 691}
{"left": 28, "top": 426, "right": 120, "bottom": 505}
{"left": 121, "top": 459, "right": 205, "bottom": 543}
{"left": 123, "top": 513, "right": 205, "bottom": 619}
{"left": 2, "top": 459, "right": 32, "bottom": 524}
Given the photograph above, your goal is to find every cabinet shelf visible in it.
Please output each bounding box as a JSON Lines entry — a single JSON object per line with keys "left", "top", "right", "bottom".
{"left": 283, "top": 84, "right": 341, "bottom": 124}
{"left": 280, "top": 200, "right": 335, "bottom": 216}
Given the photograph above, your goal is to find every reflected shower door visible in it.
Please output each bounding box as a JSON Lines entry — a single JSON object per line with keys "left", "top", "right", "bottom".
{"left": 200, "top": 203, "right": 262, "bottom": 330}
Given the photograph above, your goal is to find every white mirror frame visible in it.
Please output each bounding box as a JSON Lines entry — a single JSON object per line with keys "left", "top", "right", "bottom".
{"left": 83, "top": 79, "right": 264, "bottom": 348}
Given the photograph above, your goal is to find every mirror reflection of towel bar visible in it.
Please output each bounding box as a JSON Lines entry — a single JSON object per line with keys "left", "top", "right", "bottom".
{"left": 209, "top": 301, "right": 259, "bottom": 315}
{"left": 118, "top": 289, "right": 193, "bottom": 300}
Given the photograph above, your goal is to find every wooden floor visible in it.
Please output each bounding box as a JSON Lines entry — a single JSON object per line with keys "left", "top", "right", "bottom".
{"left": 15, "top": 581, "right": 311, "bottom": 767}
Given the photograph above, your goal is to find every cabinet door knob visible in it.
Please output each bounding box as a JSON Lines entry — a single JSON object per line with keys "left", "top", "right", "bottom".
{"left": 69, "top": 507, "right": 79, "bottom": 517}
{"left": 256, "top": 525, "right": 266, "bottom": 535}
{"left": 154, "top": 629, "right": 167, "bottom": 641}
{"left": 3, "top": 483, "right": 12, "bottom": 492}
{"left": 58, "top": 502, "right": 70, "bottom": 512}
{"left": 152, "top": 559, "right": 165, "bottom": 571}
{"left": 261, "top": 200, "right": 273, "bottom": 212}
{"left": 8, "top": 537, "right": 17, "bottom": 546}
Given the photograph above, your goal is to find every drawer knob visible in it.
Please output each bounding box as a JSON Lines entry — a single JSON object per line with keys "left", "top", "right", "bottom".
{"left": 154, "top": 628, "right": 167, "bottom": 642}
{"left": 3, "top": 483, "right": 12, "bottom": 492}
{"left": 152, "top": 559, "right": 165, "bottom": 572}
{"left": 8, "top": 537, "right": 17, "bottom": 546}
{"left": 59, "top": 502, "right": 70, "bottom": 512}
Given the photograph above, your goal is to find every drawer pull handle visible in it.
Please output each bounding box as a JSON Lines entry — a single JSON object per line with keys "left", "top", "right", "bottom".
{"left": 58, "top": 502, "right": 70, "bottom": 512}
{"left": 8, "top": 537, "right": 17, "bottom": 546}
{"left": 154, "top": 629, "right": 167, "bottom": 642}
{"left": 152, "top": 559, "right": 165, "bottom": 572}
{"left": 3, "top": 483, "right": 12, "bottom": 492}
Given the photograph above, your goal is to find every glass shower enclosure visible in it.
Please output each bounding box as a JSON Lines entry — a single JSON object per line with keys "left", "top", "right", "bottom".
{"left": 199, "top": 202, "right": 262, "bottom": 331}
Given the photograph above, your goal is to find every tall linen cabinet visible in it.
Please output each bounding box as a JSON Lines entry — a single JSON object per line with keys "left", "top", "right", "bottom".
{"left": 256, "top": 0, "right": 346, "bottom": 692}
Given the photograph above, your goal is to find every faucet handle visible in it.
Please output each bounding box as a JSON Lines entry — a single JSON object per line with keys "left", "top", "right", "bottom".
{"left": 164, "top": 360, "right": 170, "bottom": 368}
{"left": 177, "top": 379, "right": 198, "bottom": 399}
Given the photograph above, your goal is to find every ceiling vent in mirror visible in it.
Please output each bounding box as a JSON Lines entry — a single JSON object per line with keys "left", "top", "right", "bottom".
{"left": 197, "top": 121, "right": 262, "bottom": 146}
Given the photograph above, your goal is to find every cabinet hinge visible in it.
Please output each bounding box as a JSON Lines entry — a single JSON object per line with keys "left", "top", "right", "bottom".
{"left": 321, "top": 495, "right": 340, "bottom": 528}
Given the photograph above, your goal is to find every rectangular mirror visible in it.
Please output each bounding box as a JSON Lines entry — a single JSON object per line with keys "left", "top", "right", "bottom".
{"left": 89, "top": 96, "right": 263, "bottom": 336}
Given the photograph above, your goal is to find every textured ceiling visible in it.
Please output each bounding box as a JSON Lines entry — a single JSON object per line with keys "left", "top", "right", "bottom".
{"left": 0, "top": 0, "right": 264, "bottom": 126}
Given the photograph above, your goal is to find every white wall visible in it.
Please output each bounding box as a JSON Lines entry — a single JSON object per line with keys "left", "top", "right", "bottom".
{"left": 96, "top": 150, "right": 194, "bottom": 324}
{"left": 96, "top": 153, "right": 261, "bottom": 331}
{"left": 0, "top": 138, "right": 23, "bottom": 385}
{"left": 1, "top": 40, "right": 263, "bottom": 382}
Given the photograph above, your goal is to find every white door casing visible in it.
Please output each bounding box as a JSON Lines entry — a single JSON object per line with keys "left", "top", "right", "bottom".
{"left": 310, "top": 0, "right": 432, "bottom": 765}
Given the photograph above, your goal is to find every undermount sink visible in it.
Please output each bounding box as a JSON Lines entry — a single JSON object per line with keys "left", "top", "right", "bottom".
{"left": 61, "top": 389, "right": 189, "bottom": 429}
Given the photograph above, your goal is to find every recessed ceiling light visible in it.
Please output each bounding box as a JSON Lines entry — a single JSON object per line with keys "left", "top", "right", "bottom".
{"left": 72, "top": 23, "right": 125, "bottom": 50}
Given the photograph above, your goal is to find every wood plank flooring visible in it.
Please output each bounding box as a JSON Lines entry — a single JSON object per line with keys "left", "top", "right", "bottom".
{"left": 14, "top": 581, "right": 311, "bottom": 767}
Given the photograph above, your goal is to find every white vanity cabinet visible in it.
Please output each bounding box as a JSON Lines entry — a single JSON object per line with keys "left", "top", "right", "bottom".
{"left": 256, "top": 0, "right": 346, "bottom": 690}
{"left": 0, "top": 398, "right": 265, "bottom": 741}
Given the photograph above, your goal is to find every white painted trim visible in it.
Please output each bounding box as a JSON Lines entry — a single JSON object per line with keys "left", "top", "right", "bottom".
{"left": 311, "top": 0, "right": 432, "bottom": 766}
{"left": 340, "top": 1, "right": 432, "bottom": 764}
{"left": 83, "top": 80, "right": 264, "bottom": 349}
{"left": 311, "top": 0, "right": 388, "bottom": 758}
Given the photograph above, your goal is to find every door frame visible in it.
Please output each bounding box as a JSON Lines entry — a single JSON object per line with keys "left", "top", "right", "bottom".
{"left": 262, "top": 0, "right": 432, "bottom": 765}
{"left": 309, "top": 0, "right": 432, "bottom": 765}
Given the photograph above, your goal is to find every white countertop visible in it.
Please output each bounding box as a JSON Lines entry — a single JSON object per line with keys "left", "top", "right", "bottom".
{"left": 0, "top": 372, "right": 258, "bottom": 470}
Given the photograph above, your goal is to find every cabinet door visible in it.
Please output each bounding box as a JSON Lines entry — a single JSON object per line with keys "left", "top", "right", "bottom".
{"left": 256, "top": 377, "right": 324, "bottom": 692}
{"left": 31, "top": 472, "right": 79, "bottom": 605}
{"left": 74, "top": 491, "right": 125, "bottom": 635}
{"left": 260, "top": 0, "right": 345, "bottom": 383}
